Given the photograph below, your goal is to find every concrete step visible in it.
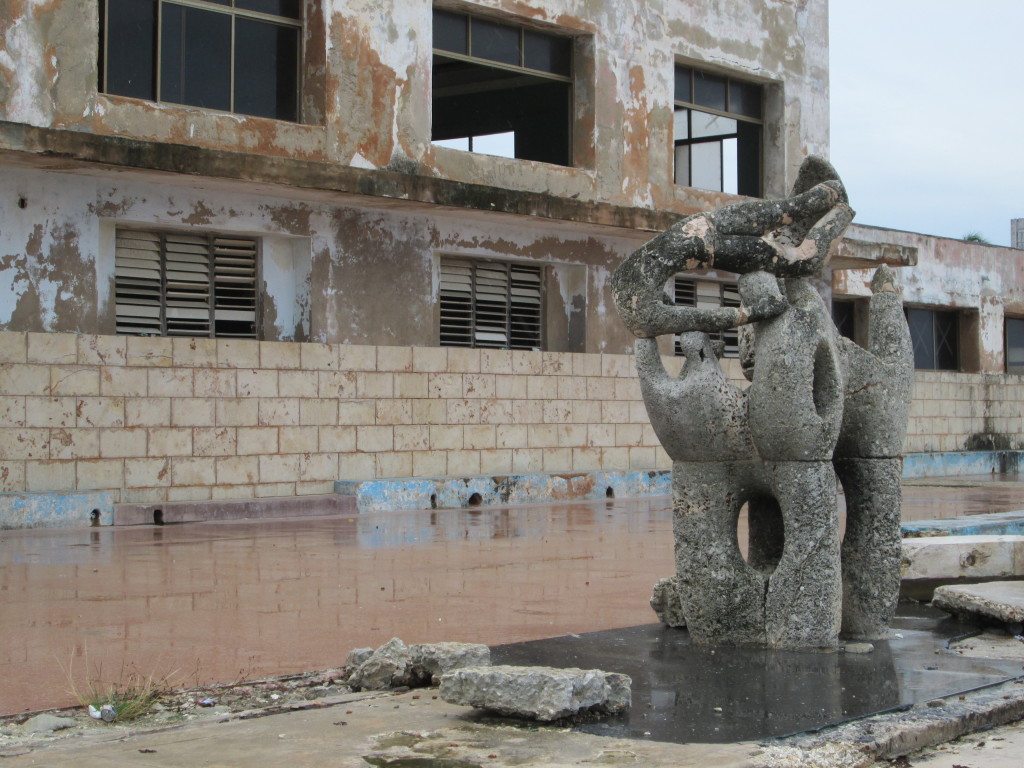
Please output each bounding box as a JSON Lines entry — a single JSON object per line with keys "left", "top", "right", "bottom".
{"left": 901, "top": 535, "right": 1024, "bottom": 600}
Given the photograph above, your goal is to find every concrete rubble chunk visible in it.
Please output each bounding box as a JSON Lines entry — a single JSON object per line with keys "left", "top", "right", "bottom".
{"left": 345, "top": 647, "right": 374, "bottom": 669}
{"left": 23, "top": 713, "right": 76, "bottom": 734}
{"left": 932, "top": 581, "right": 1024, "bottom": 625}
{"left": 348, "top": 638, "right": 410, "bottom": 691}
{"left": 408, "top": 642, "right": 491, "bottom": 685}
{"left": 439, "top": 665, "right": 631, "bottom": 722}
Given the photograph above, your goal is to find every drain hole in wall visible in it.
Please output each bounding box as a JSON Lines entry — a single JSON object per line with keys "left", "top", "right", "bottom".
{"left": 153, "top": 509, "right": 164, "bottom": 526}
{"left": 467, "top": 493, "right": 483, "bottom": 507}
{"left": 89, "top": 509, "right": 101, "bottom": 526}
{"left": 605, "top": 487, "right": 615, "bottom": 499}
{"left": 430, "top": 493, "right": 437, "bottom": 509}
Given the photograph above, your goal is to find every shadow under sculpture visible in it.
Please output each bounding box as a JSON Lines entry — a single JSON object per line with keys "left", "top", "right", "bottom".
{"left": 611, "top": 156, "right": 913, "bottom": 649}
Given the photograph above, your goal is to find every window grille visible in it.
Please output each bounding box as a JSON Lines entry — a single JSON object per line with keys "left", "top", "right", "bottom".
{"left": 439, "top": 258, "right": 543, "bottom": 349}
{"left": 1007, "top": 317, "right": 1024, "bottom": 374}
{"left": 673, "top": 278, "right": 739, "bottom": 357}
{"left": 905, "top": 307, "right": 959, "bottom": 371}
{"left": 115, "top": 229, "right": 259, "bottom": 338}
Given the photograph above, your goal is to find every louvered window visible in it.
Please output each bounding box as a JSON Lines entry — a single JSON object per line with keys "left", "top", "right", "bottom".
{"left": 673, "top": 278, "right": 739, "bottom": 357}
{"left": 115, "top": 229, "right": 259, "bottom": 338}
{"left": 439, "top": 258, "right": 543, "bottom": 349}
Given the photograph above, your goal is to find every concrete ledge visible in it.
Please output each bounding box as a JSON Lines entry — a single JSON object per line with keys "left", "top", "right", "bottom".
{"left": 901, "top": 535, "right": 1024, "bottom": 600}
{"left": 902, "top": 510, "right": 1024, "bottom": 538}
{"left": 114, "top": 494, "right": 356, "bottom": 526}
{"left": 903, "top": 450, "right": 1024, "bottom": 478}
{"left": 932, "top": 582, "right": 1024, "bottom": 626}
{"left": 0, "top": 491, "right": 113, "bottom": 529}
{"left": 335, "top": 470, "right": 672, "bottom": 513}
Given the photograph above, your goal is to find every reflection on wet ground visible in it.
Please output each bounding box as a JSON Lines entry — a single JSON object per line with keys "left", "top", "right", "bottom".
{"left": 2, "top": 475, "right": 1023, "bottom": 716}
{"left": 493, "top": 606, "right": 1024, "bottom": 743}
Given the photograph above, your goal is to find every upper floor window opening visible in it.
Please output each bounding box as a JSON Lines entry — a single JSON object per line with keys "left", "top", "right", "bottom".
{"left": 673, "top": 277, "right": 740, "bottom": 358}
{"left": 431, "top": 8, "right": 574, "bottom": 166}
{"left": 1006, "top": 317, "right": 1024, "bottom": 374}
{"left": 906, "top": 306, "right": 960, "bottom": 371}
{"left": 674, "top": 64, "right": 762, "bottom": 197}
{"left": 99, "top": 0, "right": 302, "bottom": 122}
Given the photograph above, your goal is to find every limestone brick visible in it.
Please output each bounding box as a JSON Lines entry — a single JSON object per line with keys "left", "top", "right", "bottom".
{"left": 0, "top": 396, "right": 24, "bottom": 427}
{"left": 602, "top": 446, "right": 630, "bottom": 470}
{"left": 254, "top": 483, "right": 295, "bottom": 498}
{"left": 377, "top": 346, "right": 413, "bottom": 372}
{"left": 586, "top": 377, "right": 616, "bottom": 401}
{"left": 571, "top": 353, "right": 601, "bottom": 377}
{"left": 654, "top": 449, "right": 673, "bottom": 469}
{"left": 193, "top": 427, "right": 237, "bottom": 457}
{"left": 641, "top": 424, "right": 659, "bottom": 446}
{"left": 494, "top": 374, "right": 528, "bottom": 399}
{"left": 447, "top": 399, "right": 481, "bottom": 424}
{"left": 259, "top": 398, "right": 300, "bottom": 426}
{"left": 542, "top": 447, "right": 572, "bottom": 472}
{"left": 375, "top": 451, "right": 412, "bottom": 478}
{"left": 428, "top": 373, "right": 463, "bottom": 399}
{"left": 526, "top": 375, "right": 558, "bottom": 400}
{"left": 172, "top": 398, "right": 216, "bottom": 427}
{"left": 541, "top": 401, "right": 572, "bottom": 424}
{"left": 512, "top": 350, "right": 543, "bottom": 375}
{"left": 318, "top": 370, "right": 358, "bottom": 398}
{"left": 172, "top": 337, "right": 218, "bottom": 368}
{"left": 259, "top": 454, "right": 299, "bottom": 484}
{"left": 216, "top": 456, "right": 259, "bottom": 485}
{"left": 572, "top": 447, "right": 603, "bottom": 471}
{"left": 601, "top": 354, "right": 634, "bottom": 378}
{"left": 168, "top": 485, "right": 214, "bottom": 502}
{"left": 237, "top": 369, "right": 279, "bottom": 397}
{"left": 298, "top": 399, "right": 336, "bottom": 426}
{"left": 357, "top": 425, "right": 393, "bottom": 452}
{"left": 602, "top": 400, "right": 631, "bottom": 424}
{"left": 412, "top": 346, "right": 448, "bottom": 373}
{"left": 511, "top": 448, "right": 544, "bottom": 473}
{"left": 479, "top": 449, "right": 512, "bottom": 474}
{"left": 27, "top": 332, "right": 77, "bottom": 365}
{"left": 413, "top": 399, "right": 446, "bottom": 425}
{"left": 338, "top": 344, "right": 377, "bottom": 371}
{"left": 279, "top": 426, "right": 318, "bottom": 454}
{"left": 557, "top": 424, "right": 588, "bottom": 448}
{"left": 556, "top": 376, "right": 587, "bottom": 400}
{"left": 412, "top": 450, "right": 447, "bottom": 478}
{"left": 496, "top": 424, "right": 528, "bottom": 449}
{"left": 78, "top": 335, "right": 127, "bottom": 366}
{"left": 124, "top": 458, "right": 171, "bottom": 488}
{"left": 194, "top": 369, "right": 237, "bottom": 398}
{"left": 447, "top": 347, "right": 481, "bottom": 374}
{"left": 629, "top": 401, "right": 650, "bottom": 422}
{"left": 299, "top": 452, "right": 339, "bottom": 482}
{"left": 394, "top": 425, "right": 429, "bottom": 451}
{"left": 234, "top": 428, "right": 276, "bottom": 456}
{"left": 376, "top": 399, "right": 413, "bottom": 426}
{"left": 479, "top": 399, "right": 513, "bottom": 425}
{"left": 49, "top": 428, "right": 100, "bottom": 460}
{"left": 319, "top": 426, "right": 356, "bottom": 452}
{"left": 571, "top": 400, "right": 603, "bottom": 424}
{"left": 463, "top": 373, "right": 495, "bottom": 398}
{"left": 147, "top": 428, "right": 193, "bottom": 457}
{"left": 542, "top": 351, "right": 571, "bottom": 375}
{"left": 512, "top": 399, "right": 543, "bottom": 424}
{"left": 101, "top": 366, "right": 148, "bottom": 397}
{"left": 260, "top": 341, "right": 301, "bottom": 369}
{"left": 216, "top": 398, "right": 259, "bottom": 426}
{"left": 337, "top": 400, "right": 377, "bottom": 425}
{"left": 148, "top": 368, "right": 194, "bottom": 397}
{"left": 25, "top": 460, "right": 76, "bottom": 491}
{"left": 126, "top": 336, "right": 172, "bottom": 367}
{"left": 338, "top": 452, "right": 376, "bottom": 480}
{"left": 100, "top": 428, "right": 148, "bottom": 458}
{"left": 297, "top": 481, "right": 335, "bottom": 495}
{"left": 588, "top": 424, "right": 616, "bottom": 447}
{"left": 279, "top": 370, "right": 319, "bottom": 398}
{"left": 480, "top": 348, "right": 514, "bottom": 374}
{"left": 392, "top": 372, "right": 427, "bottom": 399}
{"left": 300, "top": 342, "right": 337, "bottom": 371}
{"left": 528, "top": 424, "right": 558, "bottom": 448}
{"left": 124, "top": 487, "right": 168, "bottom": 503}
{"left": 217, "top": 338, "right": 260, "bottom": 368}
{"left": 629, "top": 446, "right": 657, "bottom": 469}
{"left": 615, "top": 424, "right": 644, "bottom": 447}
{"left": 76, "top": 397, "right": 125, "bottom": 428}
{"left": 357, "top": 371, "right": 394, "bottom": 398}
{"left": 464, "top": 424, "right": 496, "bottom": 450}
{"left": 213, "top": 484, "right": 255, "bottom": 500}
{"left": 24, "top": 397, "right": 75, "bottom": 428}
{"left": 76, "top": 459, "right": 124, "bottom": 489}
{"left": 0, "top": 460, "right": 24, "bottom": 491}
{"left": 0, "top": 332, "right": 27, "bottom": 363}
{"left": 429, "top": 425, "right": 463, "bottom": 451}
{"left": 446, "top": 449, "right": 480, "bottom": 475}
{"left": 49, "top": 366, "right": 100, "bottom": 396}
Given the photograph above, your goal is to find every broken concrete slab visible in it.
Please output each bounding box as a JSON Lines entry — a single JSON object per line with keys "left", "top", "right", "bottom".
{"left": 932, "top": 582, "right": 1024, "bottom": 627}
{"left": 347, "top": 639, "right": 492, "bottom": 691}
{"left": 901, "top": 535, "right": 1024, "bottom": 600}
{"left": 408, "top": 642, "right": 490, "bottom": 685}
{"left": 439, "top": 665, "right": 631, "bottom": 722}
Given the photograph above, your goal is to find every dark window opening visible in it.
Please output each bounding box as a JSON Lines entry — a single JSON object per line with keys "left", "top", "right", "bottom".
{"left": 99, "top": 0, "right": 301, "bottom": 122}
{"left": 432, "top": 9, "right": 573, "bottom": 166}
{"left": 674, "top": 64, "right": 762, "bottom": 196}
{"left": 906, "top": 307, "right": 960, "bottom": 371}
{"left": 1006, "top": 317, "right": 1024, "bottom": 374}
{"left": 673, "top": 278, "right": 740, "bottom": 357}
{"left": 439, "top": 257, "right": 543, "bottom": 350}
{"left": 114, "top": 228, "right": 259, "bottom": 339}
{"left": 832, "top": 299, "right": 858, "bottom": 341}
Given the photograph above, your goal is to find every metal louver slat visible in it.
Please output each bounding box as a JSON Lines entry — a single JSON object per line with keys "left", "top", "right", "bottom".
{"left": 115, "top": 230, "right": 162, "bottom": 335}
{"left": 439, "top": 258, "right": 474, "bottom": 347}
{"left": 213, "top": 236, "right": 258, "bottom": 338}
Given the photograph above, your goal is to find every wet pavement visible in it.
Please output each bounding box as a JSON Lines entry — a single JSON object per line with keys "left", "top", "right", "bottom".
{"left": 2, "top": 474, "right": 1024, "bottom": 717}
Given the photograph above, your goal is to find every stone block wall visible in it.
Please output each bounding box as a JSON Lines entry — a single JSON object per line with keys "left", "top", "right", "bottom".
{"left": 2, "top": 331, "right": 1021, "bottom": 507}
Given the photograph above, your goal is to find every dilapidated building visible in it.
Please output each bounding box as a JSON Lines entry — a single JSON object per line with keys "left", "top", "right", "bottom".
{"left": 1, "top": 1, "right": 1021, "bottom": 525}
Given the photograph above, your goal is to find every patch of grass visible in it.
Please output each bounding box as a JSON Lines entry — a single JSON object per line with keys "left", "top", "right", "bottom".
{"left": 61, "top": 652, "right": 177, "bottom": 723}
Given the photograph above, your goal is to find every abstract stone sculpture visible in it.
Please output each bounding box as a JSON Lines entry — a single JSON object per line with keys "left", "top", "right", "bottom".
{"left": 612, "top": 156, "right": 912, "bottom": 649}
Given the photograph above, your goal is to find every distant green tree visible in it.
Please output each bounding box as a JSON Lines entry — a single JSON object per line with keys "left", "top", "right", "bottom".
{"left": 962, "top": 231, "right": 991, "bottom": 244}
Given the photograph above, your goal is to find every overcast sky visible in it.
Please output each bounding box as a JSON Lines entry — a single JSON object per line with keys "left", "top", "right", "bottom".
{"left": 829, "top": 1, "right": 1022, "bottom": 246}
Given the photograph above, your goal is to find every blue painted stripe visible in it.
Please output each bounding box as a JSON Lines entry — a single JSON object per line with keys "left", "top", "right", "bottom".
{"left": 0, "top": 492, "right": 114, "bottom": 529}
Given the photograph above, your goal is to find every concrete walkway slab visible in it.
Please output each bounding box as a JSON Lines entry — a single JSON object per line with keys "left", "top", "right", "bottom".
{"left": 933, "top": 582, "right": 1024, "bottom": 625}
